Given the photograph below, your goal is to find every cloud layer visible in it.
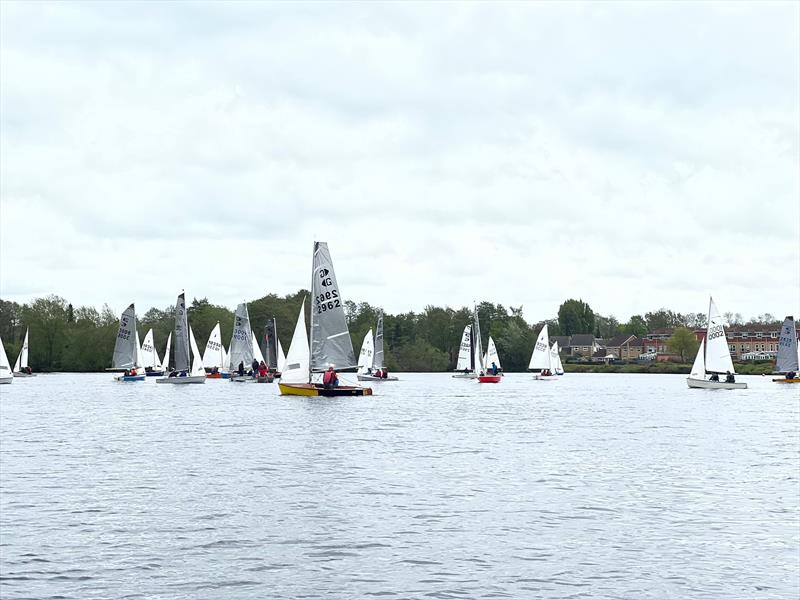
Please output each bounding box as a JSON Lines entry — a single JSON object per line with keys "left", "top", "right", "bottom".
{"left": 2, "top": 1, "right": 798, "bottom": 321}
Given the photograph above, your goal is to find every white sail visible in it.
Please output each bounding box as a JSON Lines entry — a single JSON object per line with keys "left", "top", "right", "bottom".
{"left": 112, "top": 303, "right": 138, "bottom": 369}
{"left": 357, "top": 329, "right": 375, "bottom": 374}
{"left": 228, "top": 304, "right": 254, "bottom": 371}
{"left": 223, "top": 346, "right": 230, "bottom": 370}
{"left": 705, "top": 297, "right": 735, "bottom": 374}
{"left": 485, "top": 336, "right": 501, "bottom": 371}
{"left": 0, "top": 336, "right": 11, "bottom": 374}
{"left": 252, "top": 330, "right": 265, "bottom": 364}
{"left": 473, "top": 307, "right": 484, "bottom": 373}
{"left": 690, "top": 338, "right": 706, "bottom": 379}
{"left": 188, "top": 326, "right": 206, "bottom": 376}
{"left": 13, "top": 327, "right": 29, "bottom": 372}
{"left": 140, "top": 329, "right": 162, "bottom": 369}
{"left": 277, "top": 340, "right": 286, "bottom": 372}
{"left": 135, "top": 329, "right": 144, "bottom": 369}
{"left": 528, "top": 324, "right": 552, "bottom": 371}
{"left": 455, "top": 325, "right": 472, "bottom": 371}
{"left": 776, "top": 316, "right": 799, "bottom": 373}
{"left": 281, "top": 300, "right": 309, "bottom": 384}
{"left": 202, "top": 322, "right": 226, "bottom": 369}
{"left": 163, "top": 332, "right": 172, "bottom": 371}
{"left": 551, "top": 341, "right": 564, "bottom": 375}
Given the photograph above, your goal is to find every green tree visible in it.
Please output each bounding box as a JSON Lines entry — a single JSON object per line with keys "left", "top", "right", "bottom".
{"left": 667, "top": 327, "right": 699, "bottom": 362}
{"left": 22, "top": 295, "right": 69, "bottom": 371}
{"left": 623, "top": 315, "right": 648, "bottom": 337}
{"left": 558, "top": 299, "right": 595, "bottom": 335}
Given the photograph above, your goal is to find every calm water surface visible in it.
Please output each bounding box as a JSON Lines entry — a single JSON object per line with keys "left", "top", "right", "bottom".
{"left": 1, "top": 373, "right": 798, "bottom": 599}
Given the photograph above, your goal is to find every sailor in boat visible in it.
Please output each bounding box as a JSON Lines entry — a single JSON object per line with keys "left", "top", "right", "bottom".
{"left": 323, "top": 366, "right": 339, "bottom": 389}
{"left": 250, "top": 358, "right": 259, "bottom": 378}
{"left": 490, "top": 362, "right": 499, "bottom": 376}
{"left": 168, "top": 369, "right": 177, "bottom": 378}
{"left": 381, "top": 369, "right": 389, "bottom": 379}
{"left": 710, "top": 373, "right": 719, "bottom": 382}
{"left": 725, "top": 371, "right": 736, "bottom": 383}
{"left": 211, "top": 366, "right": 219, "bottom": 375}
{"left": 258, "top": 361, "right": 268, "bottom": 378}
{"left": 237, "top": 361, "right": 245, "bottom": 377}
{"left": 786, "top": 371, "right": 797, "bottom": 380}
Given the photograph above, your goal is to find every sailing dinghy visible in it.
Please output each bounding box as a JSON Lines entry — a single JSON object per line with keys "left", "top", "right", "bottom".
{"left": 12, "top": 327, "right": 35, "bottom": 376}
{"left": 483, "top": 335, "right": 503, "bottom": 377}
{"left": 529, "top": 324, "right": 557, "bottom": 380}
{"left": 356, "top": 328, "right": 375, "bottom": 380}
{"left": 772, "top": 316, "right": 800, "bottom": 383}
{"left": 686, "top": 297, "right": 747, "bottom": 389}
{"left": 264, "top": 318, "right": 283, "bottom": 377}
{"left": 202, "top": 322, "right": 229, "bottom": 378}
{"left": 111, "top": 304, "right": 145, "bottom": 381}
{"left": 0, "top": 336, "right": 13, "bottom": 384}
{"left": 551, "top": 341, "right": 565, "bottom": 376}
{"left": 358, "top": 311, "right": 398, "bottom": 381}
{"left": 228, "top": 304, "right": 260, "bottom": 382}
{"left": 156, "top": 293, "right": 206, "bottom": 384}
{"left": 452, "top": 325, "right": 478, "bottom": 379}
{"left": 140, "top": 329, "right": 165, "bottom": 376}
{"left": 278, "top": 242, "right": 372, "bottom": 396}
{"left": 473, "top": 307, "right": 500, "bottom": 383}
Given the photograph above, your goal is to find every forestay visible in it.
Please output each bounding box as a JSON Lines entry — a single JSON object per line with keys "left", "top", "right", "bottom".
{"left": 310, "top": 241, "right": 357, "bottom": 371}
{"left": 528, "top": 324, "right": 552, "bottom": 371}
{"left": 228, "top": 303, "right": 254, "bottom": 371}
{"left": 455, "top": 325, "right": 472, "bottom": 371}
{"left": 705, "top": 297, "right": 735, "bottom": 374}
{"left": 357, "top": 329, "right": 374, "bottom": 374}
{"left": 173, "top": 294, "right": 190, "bottom": 372}
{"left": 112, "top": 304, "right": 138, "bottom": 370}
{"left": 13, "top": 327, "right": 29, "bottom": 372}
{"left": 374, "top": 311, "right": 385, "bottom": 370}
{"left": 776, "top": 316, "right": 799, "bottom": 373}
{"left": 281, "top": 300, "right": 310, "bottom": 384}
{"left": 202, "top": 322, "right": 225, "bottom": 369}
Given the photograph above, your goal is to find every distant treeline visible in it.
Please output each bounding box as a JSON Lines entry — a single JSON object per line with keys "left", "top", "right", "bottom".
{"left": 0, "top": 295, "right": 782, "bottom": 373}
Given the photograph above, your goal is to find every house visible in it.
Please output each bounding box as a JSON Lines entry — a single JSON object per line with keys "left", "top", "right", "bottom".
{"left": 569, "top": 334, "right": 596, "bottom": 357}
{"left": 603, "top": 334, "right": 643, "bottom": 361}
{"left": 551, "top": 336, "right": 571, "bottom": 353}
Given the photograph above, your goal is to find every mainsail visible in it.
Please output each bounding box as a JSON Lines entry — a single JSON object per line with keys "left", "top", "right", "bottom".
{"left": 13, "top": 327, "right": 29, "bottom": 372}
{"left": 310, "top": 241, "right": 357, "bottom": 371}
{"left": 173, "top": 293, "right": 190, "bottom": 372}
{"left": 485, "top": 336, "right": 501, "bottom": 371}
{"left": 202, "top": 322, "right": 225, "bottom": 369}
{"left": 374, "top": 310, "right": 385, "bottom": 370}
{"left": 705, "top": 297, "right": 735, "bottom": 374}
{"left": 228, "top": 303, "right": 254, "bottom": 371}
{"left": 528, "top": 324, "right": 552, "bottom": 371}
{"left": 112, "top": 303, "right": 138, "bottom": 369}
{"left": 776, "top": 316, "right": 799, "bottom": 373}
{"left": 357, "top": 329, "right": 375, "bottom": 374}
{"left": 140, "top": 329, "right": 162, "bottom": 369}
{"left": 455, "top": 325, "right": 472, "bottom": 371}
{"left": 281, "top": 300, "right": 309, "bottom": 384}
{"left": 472, "top": 306, "right": 484, "bottom": 373}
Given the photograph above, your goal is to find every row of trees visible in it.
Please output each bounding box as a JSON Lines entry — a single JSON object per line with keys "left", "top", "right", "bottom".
{"left": 0, "top": 295, "right": 781, "bottom": 373}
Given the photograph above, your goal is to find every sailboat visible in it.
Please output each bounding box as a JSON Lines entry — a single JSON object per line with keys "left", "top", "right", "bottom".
{"left": 529, "top": 324, "right": 557, "bottom": 380}
{"left": 278, "top": 242, "right": 373, "bottom": 396}
{"left": 263, "top": 318, "right": 283, "bottom": 377}
{"left": 452, "top": 325, "right": 478, "bottom": 378}
{"left": 772, "top": 316, "right": 800, "bottom": 383}
{"left": 12, "top": 327, "right": 35, "bottom": 376}
{"left": 202, "top": 322, "right": 229, "bottom": 378}
{"left": 358, "top": 310, "right": 399, "bottom": 381}
{"left": 483, "top": 335, "right": 503, "bottom": 377}
{"left": 140, "top": 329, "right": 165, "bottom": 376}
{"left": 550, "top": 341, "right": 565, "bottom": 376}
{"left": 228, "top": 304, "right": 257, "bottom": 382}
{"left": 156, "top": 293, "right": 206, "bottom": 384}
{"left": 356, "top": 328, "right": 375, "bottom": 379}
{"left": 111, "top": 303, "right": 145, "bottom": 381}
{"left": 687, "top": 297, "right": 747, "bottom": 389}
{"left": 0, "top": 336, "right": 13, "bottom": 384}
{"left": 472, "top": 307, "right": 500, "bottom": 383}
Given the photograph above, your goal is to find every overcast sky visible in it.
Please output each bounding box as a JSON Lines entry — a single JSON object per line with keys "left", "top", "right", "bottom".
{"left": 1, "top": 1, "right": 798, "bottom": 323}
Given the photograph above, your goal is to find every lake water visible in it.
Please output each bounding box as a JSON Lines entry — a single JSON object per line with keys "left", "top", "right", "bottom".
{"left": 1, "top": 373, "right": 798, "bottom": 599}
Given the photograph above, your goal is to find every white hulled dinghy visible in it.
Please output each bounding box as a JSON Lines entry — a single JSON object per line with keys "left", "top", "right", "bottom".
{"left": 111, "top": 304, "right": 145, "bottom": 381}
{"left": 452, "top": 325, "right": 478, "bottom": 379}
{"left": 358, "top": 310, "right": 398, "bottom": 381}
{"left": 687, "top": 297, "right": 746, "bottom": 389}
{"left": 156, "top": 293, "right": 206, "bottom": 384}
{"left": 278, "top": 242, "right": 372, "bottom": 397}
{"left": 529, "top": 324, "right": 557, "bottom": 380}
{"left": 772, "top": 316, "right": 800, "bottom": 383}
{"left": 12, "top": 327, "right": 35, "bottom": 377}
{"left": 0, "top": 336, "right": 13, "bottom": 384}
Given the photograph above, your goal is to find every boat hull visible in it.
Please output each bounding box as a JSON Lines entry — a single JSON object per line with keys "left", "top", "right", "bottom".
{"left": 115, "top": 375, "right": 146, "bottom": 382}
{"left": 156, "top": 375, "right": 206, "bottom": 384}
{"left": 279, "top": 383, "right": 373, "bottom": 397}
{"left": 0, "top": 376, "right": 12, "bottom": 385}
{"left": 686, "top": 377, "right": 747, "bottom": 389}
{"left": 12, "top": 372, "right": 36, "bottom": 377}
{"left": 772, "top": 378, "right": 800, "bottom": 384}
{"left": 144, "top": 370, "right": 164, "bottom": 377}
{"left": 452, "top": 373, "right": 478, "bottom": 379}
{"left": 478, "top": 375, "right": 501, "bottom": 383}
{"left": 206, "top": 372, "right": 231, "bottom": 379}
{"left": 357, "top": 374, "right": 399, "bottom": 381}
{"left": 534, "top": 375, "right": 558, "bottom": 381}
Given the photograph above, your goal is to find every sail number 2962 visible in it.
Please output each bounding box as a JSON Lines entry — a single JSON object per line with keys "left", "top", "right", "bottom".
{"left": 316, "top": 290, "right": 340, "bottom": 314}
